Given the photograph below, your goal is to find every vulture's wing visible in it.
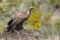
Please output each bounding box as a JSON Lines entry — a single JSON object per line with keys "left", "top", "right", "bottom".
{"left": 7, "top": 12, "right": 19, "bottom": 25}
{"left": 8, "top": 19, "right": 13, "bottom": 25}
{"left": 11, "top": 11, "right": 28, "bottom": 25}
{"left": 8, "top": 7, "right": 33, "bottom": 26}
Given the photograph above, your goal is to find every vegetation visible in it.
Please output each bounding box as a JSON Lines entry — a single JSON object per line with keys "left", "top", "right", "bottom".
{"left": 0, "top": 0, "right": 60, "bottom": 38}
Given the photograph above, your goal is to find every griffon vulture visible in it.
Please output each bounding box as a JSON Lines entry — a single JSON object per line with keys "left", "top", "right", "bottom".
{"left": 5, "top": 7, "right": 33, "bottom": 32}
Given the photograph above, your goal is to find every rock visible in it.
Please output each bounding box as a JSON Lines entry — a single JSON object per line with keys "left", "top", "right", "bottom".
{"left": 0, "top": 29, "right": 45, "bottom": 40}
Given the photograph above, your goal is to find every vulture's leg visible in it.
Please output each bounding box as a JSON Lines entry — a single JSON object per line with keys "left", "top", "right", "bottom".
{"left": 15, "top": 24, "right": 23, "bottom": 31}
{"left": 15, "top": 22, "right": 23, "bottom": 31}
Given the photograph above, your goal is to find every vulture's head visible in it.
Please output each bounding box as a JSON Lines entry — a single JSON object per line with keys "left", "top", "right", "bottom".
{"left": 29, "top": 7, "right": 33, "bottom": 13}
{"left": 26, "top": 7, "right": 33, "bottom": 14}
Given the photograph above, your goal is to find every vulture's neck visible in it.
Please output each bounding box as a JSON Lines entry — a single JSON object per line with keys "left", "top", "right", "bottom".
{"left": 27, "top": 9, "right": 32, "bottom": 14}
{"left": 27, "top": 11, "right": 30, "bottom": 14}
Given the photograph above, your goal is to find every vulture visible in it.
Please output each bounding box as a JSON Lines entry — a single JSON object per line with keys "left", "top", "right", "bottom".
{"left": 5, "top": 7, "right": 33, "bottom": 32}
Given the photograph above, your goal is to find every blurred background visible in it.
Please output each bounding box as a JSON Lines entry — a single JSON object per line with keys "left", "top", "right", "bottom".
{"left": 0, "top": 0, "right": 60, "bottom": 36}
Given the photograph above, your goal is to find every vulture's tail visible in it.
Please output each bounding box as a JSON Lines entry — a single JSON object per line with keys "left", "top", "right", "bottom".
{"left": 4, "top": 19, "right": 14, "bottom": 32}
{"left": 5, "top": 24, "right": 15, "bottom": 32}
{"left": 5, "top": 22, "right": 23, "bottom": 33}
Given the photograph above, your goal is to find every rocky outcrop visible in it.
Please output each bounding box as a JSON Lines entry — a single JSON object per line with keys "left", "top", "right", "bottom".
{"left": 0, "top": 29, "right": 45, "bottom": 40}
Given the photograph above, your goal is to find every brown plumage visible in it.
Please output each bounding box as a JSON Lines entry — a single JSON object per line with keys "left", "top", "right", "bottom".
{"left": 5, "top": 7, "right": 33, "bottom": 32}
